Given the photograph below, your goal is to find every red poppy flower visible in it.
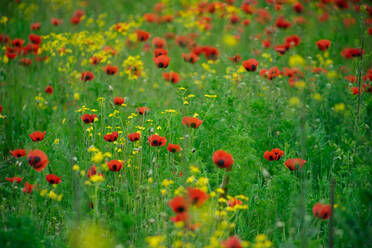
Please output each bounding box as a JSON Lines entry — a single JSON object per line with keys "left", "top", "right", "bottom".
{"left": 221, "top": 236, "right": 242, "bottom": 248}
{"left": 107, "top": 160, "right": 123, "bottom": 172}
{"left": 293, "top": 2, "right": 303, "bottom": 13}
{"left": 312, "top": 203, "right": 332, "bottom": 220}
{"left": 136, "top": 107, "right": 150, "bottom": 115}
{"left": 45, "top": 85, "right": 53, "bottom": 95}
{"left": 351, "top": 87, "right": 360, "bottom": 95}
{"left": 284, "top": 158, "right": 307, "bottom": 170}
{"left": 153, "top": 55, "right": 170, "bottom": 68}
{"left": 136, "top": 30, "right": 150, "bottom": 42}
{"left": 274, "top": 43, "right": 289, "bottom": 55}
{"left": 6, "top": 177, "right": 23, "bottom": 183}
{"left": 213, "top": 150, "right": 234, "bottom": 170}
{"left": 70, "top": 16, "right": 81, "bottom": 25}
{"left": 264, "top": 148, "right": 284, "bottom": 161}
{"left": 144, "top": 13, "right": 158, "bottom": 23}
{"left": 23, "top": 182, "right": 34, "bottom": 194}
{"left": 163, "top": 72, "right": 181, "bottom": 84}
{"left": 10, "top": 149, "right": 27, "bottom": 158}
{"left": 187, "top": 187, "right": 209, "bottom": 207}
{"left": 200, "top": 46, "right": 219, "bottom": 60}
{"left": 81, "top": 71, "right": 94, "bottom": 81}
{"left": 6, "top": 52, "right": 17, "bottom": 60}
{"left": 46, "top": 174, "right": 62, "bottom": 184}
{"left": 29, "top": 131, "right": 46, "bottom": 142}
{"left": 104, "top": 65, "right": 118, "bottom": 75}
{"left": 267, "top": 66, "right": 280, "bottom": 80}
{"left": 230, "top": 14, "right": 240, "bottom": 24}
{"left": 154, "top": 48, "right": 168, "bottom": 57}
{"left": 11, "top": 38, "right": 25, "bottom": 48}
{"left": 275, "top": 16, "right": 291, "bottom": 29}
{"left": 29, "top": 34, "right": 42, "bottom": 45}
{"left": 113, "top": 97, "right": 125, "bottom": 106}
{"left": 168, "top": 196, "right": 188, "bottom": 213}
{"left": 167, "top": 144, "right": 182, "bottom": 153}
{"left": 152, "top": 37, "right": 166, "bottom": 48}
{"left": 27, "top": 149, "right": 49, "bottom": 172}
{"left": 148, "top": 135, "right": 167, "bottom": 147}
{"left": 128, "top": 132, "right": 140, "bottom": 142}
{"left": 345, "top": 75, "right": 357, "bottom": 83}
{"left": 31, "top": 22, "right": 41, "bottom": 30}
{"left": 229, "top": 55, "right": 241, "bottom": 63}
{"left": 182, "top": 52, "right": 199, "bottom": 64}
{"left": 341, "top": 48, "right": 364, "bottom": 59}
{"left": 316, "top": 39, "right": 331, "bottom": 51}
{"left": 241, "top": 2, "right": 253, "bottom": 14}
{"left": 0, "top": 104, "right": 2, "bottom": 113}
{"left": 285, "top": 35, "right": 301, "bottom": 47}
{"left": 81, "top": 114, "right": 97, "bottom": 124}
{"left": 175, "top": 35, "right": 191, "bottom": 48}
{"left": 182, "top": 117, "right": 203, "bottom": 128}
{"left": 104, "top": 131, "right": 119, "bottom": 142}
{"left": 51, "top": 18, "right": 63, "bottom": 26}
{"left": 242, "top": 59, "right": 258, "bottom": 72}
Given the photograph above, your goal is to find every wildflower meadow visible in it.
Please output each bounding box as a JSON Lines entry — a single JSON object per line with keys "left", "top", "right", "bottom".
{"left": 1, "top": 0, "right": 372, "bottom": 247}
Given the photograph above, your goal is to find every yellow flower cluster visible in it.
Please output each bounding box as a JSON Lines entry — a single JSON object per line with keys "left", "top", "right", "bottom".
{"left": 40, "top": 189, "right": 63, "bottom": 201}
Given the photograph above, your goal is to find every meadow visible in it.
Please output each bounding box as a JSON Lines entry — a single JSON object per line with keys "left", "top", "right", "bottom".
{"left": 0, "top": 0, "right": 372, "bottom": 247}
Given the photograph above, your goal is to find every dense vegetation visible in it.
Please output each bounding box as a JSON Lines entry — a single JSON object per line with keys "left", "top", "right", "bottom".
{"left": 0, "top": 0, "right": 372, "bottom": 247}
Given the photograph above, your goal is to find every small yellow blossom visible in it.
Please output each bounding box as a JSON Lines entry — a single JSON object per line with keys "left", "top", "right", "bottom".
{"left": 334, "top": 103, "right": 345, "bottom": 112}
{"left": 289, "top": 97, "right": 300, "bottom": 106}
{"left": 40, "top": 189, "right": 48, "bottom": 197}
{"left": 48, "top": 190, "right": 57, "bottom": 200}
{"left": 90, "top": 174, "right": 105, "bottom": 183}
